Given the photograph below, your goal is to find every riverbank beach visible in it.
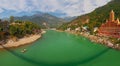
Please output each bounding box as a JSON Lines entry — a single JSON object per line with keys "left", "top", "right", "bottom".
{"left": 0, "top": 34, "right": 41, "bottom": 48}
{"left": 0, "top": 31, "right": 46, "bottom": 48}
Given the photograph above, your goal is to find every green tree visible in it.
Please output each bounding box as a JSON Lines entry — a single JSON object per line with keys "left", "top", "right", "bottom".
{"left": 10, "top": 16, "right": 14, "bottom": 23}
{"left": 9, "top": 21, "right": 41, "bottom": 38}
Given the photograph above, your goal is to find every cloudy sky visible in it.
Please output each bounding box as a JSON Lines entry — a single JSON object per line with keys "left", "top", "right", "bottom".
{"left": 0, "top": 0, "right": 111, "bottom": 18}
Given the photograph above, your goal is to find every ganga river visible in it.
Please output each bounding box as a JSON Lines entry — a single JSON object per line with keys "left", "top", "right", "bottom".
{"left": 0, "top": 30, "right": 120, "bottom": 66}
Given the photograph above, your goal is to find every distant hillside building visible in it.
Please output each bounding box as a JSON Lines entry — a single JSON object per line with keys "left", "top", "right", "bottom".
{"left": 98, "top": 10, "right": 120, "bottom": 38}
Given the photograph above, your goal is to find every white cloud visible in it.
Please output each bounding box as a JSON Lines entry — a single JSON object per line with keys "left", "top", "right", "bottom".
{"left": 0, "top": 0, "right": 27, "bottom": 11}
{"left": 0, "top": 0, "right": 111, "bottom": 17}
{"left": 0, "top": 8, "right": 4, "bottom": 13}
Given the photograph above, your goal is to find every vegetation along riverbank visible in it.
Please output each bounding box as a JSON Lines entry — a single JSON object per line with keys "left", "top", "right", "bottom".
{"left": 0, "top": 16, "right": 44, "bottom": 49}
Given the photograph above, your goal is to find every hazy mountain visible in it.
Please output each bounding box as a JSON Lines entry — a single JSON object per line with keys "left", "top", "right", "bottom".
{"left": 0, "top": 9, "right": 39, "bottom": 18}
{"left": 14, "top": 12, "right": 67, "bottom": 28}
{"left": 63, "top": 16, "right": 77, "bottom": 22}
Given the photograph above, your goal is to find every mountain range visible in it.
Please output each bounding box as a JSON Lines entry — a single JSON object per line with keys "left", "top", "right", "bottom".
{"left": 1, "top": 9, "right": 77, "bottom": 28}
{"left": 14, "top": 12, "right": 67, "bottom": 28}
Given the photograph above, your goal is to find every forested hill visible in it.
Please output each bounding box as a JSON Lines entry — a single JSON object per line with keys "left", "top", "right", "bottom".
{"left": 58, "top": 0, "right": 120, "bottom": 31}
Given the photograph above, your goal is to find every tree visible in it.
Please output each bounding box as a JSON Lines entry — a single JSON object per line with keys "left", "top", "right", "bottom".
{"left": 10, "top": 16, "right": 14, "bottom": 23}
{"left": 9, "top": 21, "right": 41, "bottom": 38}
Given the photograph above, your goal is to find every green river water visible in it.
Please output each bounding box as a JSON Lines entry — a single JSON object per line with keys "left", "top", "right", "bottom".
{"left": 0, "top": 30, "right": 120, "bottom": 66}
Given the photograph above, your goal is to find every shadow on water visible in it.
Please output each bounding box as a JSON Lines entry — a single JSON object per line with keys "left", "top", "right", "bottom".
{"left": 1, "top": 45, "right": 110, "bottom": 66}
{"left": 1, "top": 45, "right": 47, "bottom": 66}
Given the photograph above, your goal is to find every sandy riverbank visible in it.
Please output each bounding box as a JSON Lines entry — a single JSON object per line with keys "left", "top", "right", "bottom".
{"left": 0, "top": 31, "right": 46, "bottom": 49}
{"left": 0, "top": 34, "right": 41, "bottom": 48}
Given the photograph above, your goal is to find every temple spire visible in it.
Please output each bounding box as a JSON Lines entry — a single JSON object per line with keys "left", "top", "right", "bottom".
{"left": 116, "top": 18, "right": 120, "bottom": 24}
{"left": 109, "top": 10, "right": 115, "bottom": 22}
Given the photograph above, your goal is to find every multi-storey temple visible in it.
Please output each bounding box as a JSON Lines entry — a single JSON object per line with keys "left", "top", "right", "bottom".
{"left": 98, "top": 10, "right": 120, "bottom": 38}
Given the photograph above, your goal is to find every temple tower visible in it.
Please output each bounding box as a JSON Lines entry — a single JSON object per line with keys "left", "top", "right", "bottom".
{"left": 109, "top": 10, "right": 115, "bottom": 22}
{"left": 116, "top": 18, "right": 120, "bottom": 24}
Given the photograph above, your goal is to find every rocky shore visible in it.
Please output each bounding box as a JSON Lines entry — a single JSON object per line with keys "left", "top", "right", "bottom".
{"left": 81, "top": 33, "right": 120, "bottom": 50}
{"left": 64, "top": 30, "right": 120, "bottom": 50}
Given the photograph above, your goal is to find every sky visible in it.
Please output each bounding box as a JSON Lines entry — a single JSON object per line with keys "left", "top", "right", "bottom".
{"left": 0, "top": 0, "right": 111, "bottom": 18}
